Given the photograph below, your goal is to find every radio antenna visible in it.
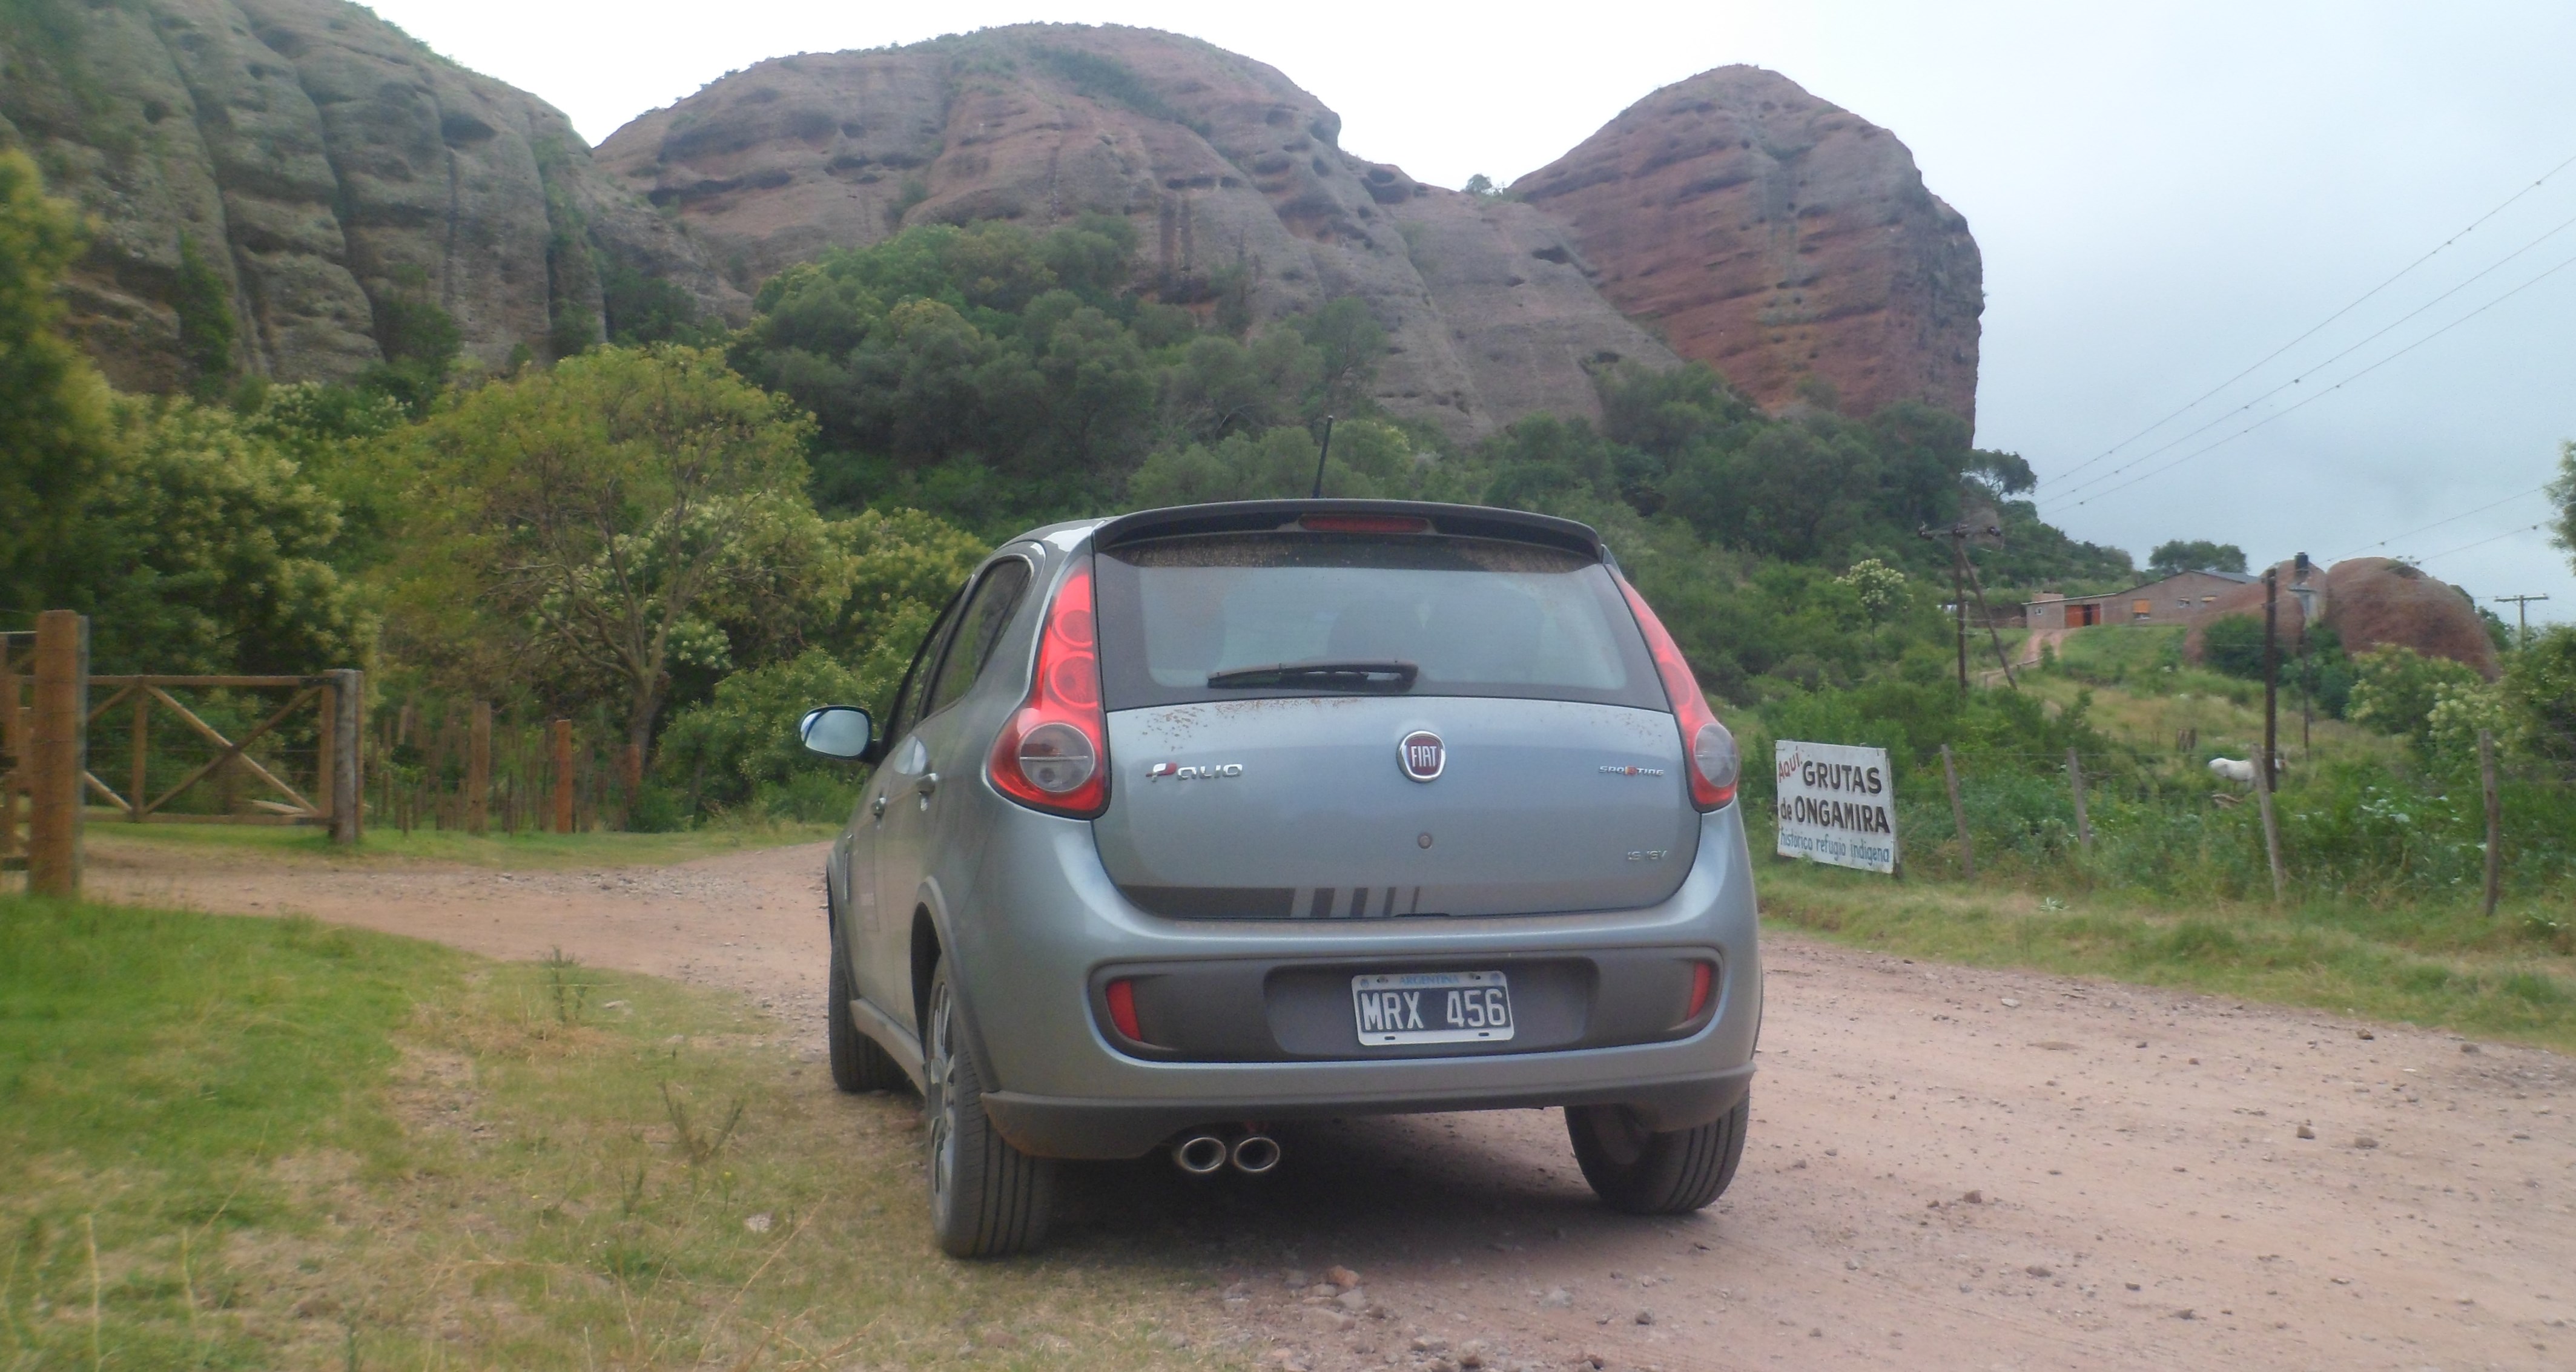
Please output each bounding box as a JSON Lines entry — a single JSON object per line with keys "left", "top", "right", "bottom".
{"left": 1309, "top": 414, "right": 1336, "bottom": 498}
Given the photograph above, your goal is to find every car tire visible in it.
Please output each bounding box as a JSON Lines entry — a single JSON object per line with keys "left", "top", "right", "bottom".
{"left": 923, "top": 958, "right": 1055, "bottom": 1257}
{"left": 1565, "top": 1095, "right": 1749, "bottom": 1215}
{"left": 827, "top": 906, "right": 904, "bottom": 1095}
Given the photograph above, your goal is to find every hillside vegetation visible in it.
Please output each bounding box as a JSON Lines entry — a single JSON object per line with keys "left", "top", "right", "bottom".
{"left": 1, "top": 149, "right": 2133, "bottom": 826}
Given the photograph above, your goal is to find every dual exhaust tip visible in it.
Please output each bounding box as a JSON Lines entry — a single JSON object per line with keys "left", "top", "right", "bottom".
{"left": 1173, "top": 1129, "right": 1280, "bottom": 1176}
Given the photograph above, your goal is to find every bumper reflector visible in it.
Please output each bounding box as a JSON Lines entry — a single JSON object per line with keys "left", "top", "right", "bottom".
{"left": 1685, "top": 961, "right": 1715, "bottom": 1022}
{"left": 1106, "top": 978, "right": 1143, "bottom": 1042}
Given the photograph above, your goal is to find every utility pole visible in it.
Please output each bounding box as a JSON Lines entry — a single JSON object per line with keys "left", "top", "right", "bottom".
{"left": 2494, "top": 593, "right": 2550, "bottom": 650}
{"left": 1920, "top": 523, "right": 2014, "bottom": 695}
{"left": 2262, "top": 566, "right": 2280, "bottom": 792}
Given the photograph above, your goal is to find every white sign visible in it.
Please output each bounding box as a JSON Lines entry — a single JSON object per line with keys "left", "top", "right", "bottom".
{"left": 1774, "top": 740, "right": 1898, "bottom": 874}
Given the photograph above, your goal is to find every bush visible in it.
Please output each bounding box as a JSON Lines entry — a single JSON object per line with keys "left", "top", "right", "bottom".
{"left": 655, "top": 650, "right": 870, "bottom": 815}
{"left": 2202, "top": 613, "right": 2267, "bottom": 679}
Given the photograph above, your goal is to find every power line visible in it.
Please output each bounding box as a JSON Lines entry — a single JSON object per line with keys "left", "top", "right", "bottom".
{"left": 2044, "top": 201, "right": 2576, "bottom": 509}
{"left": 2325, "top": 483, "right": 2552, "bottom": 562}
{"left": 2039, "top": 147, "right": 2576, "bottom": 491}
{"left": 2412, "top": 521, "right": 2549, "bottom": 566}
{"left": 2041, "top": 240, "right": 2576, "bottom": 512}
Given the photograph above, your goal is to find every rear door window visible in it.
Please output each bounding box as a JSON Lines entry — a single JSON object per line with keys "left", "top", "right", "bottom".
{"left": 1094, "top": 533, "right": 1664, "bottom": 710}
{"left": 923, "top": 557, "right": 1034, "bottom": 717}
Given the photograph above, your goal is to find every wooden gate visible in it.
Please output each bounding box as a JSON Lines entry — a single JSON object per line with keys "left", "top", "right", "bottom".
{"left": 4, "top": 612, "right": 364, "bottom": 895}
{"left": 82, "top": 674, "right": 355, "bottom": 826}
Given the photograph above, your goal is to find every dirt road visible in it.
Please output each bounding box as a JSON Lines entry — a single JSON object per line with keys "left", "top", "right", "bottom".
{"left": 93, "top": 838, "right": 2576, "bottom": 1370}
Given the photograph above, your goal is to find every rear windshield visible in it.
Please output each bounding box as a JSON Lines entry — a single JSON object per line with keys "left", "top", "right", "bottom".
{"left": 1094, "top": 533, "right": 1667, "bottom": 710}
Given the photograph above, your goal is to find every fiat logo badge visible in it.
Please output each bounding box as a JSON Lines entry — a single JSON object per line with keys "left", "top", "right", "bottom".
{"left": 1399, "top": 731, "right": 1445, "bottom": 782}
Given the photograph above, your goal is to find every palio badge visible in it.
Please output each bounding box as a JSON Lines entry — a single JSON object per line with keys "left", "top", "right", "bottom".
{"left": 1146, "top": 762, "right": 1243, "bottom": 782}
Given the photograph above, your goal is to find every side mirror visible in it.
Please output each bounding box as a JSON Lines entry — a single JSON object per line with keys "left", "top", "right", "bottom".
{"left": 799, "top": 705, "right": 877, "bottom": 762}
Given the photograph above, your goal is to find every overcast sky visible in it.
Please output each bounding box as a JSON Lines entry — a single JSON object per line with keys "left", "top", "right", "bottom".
{"left": 370, "top": 0, "right": 2576, "bottom": 624}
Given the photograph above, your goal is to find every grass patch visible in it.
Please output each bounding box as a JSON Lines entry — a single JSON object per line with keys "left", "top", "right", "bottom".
{"left": 0, "top": 897, "right": 1220, "bottom": 1369}
{"left": 81, "top": 816, "right": 837, "bottom": 871}
{"left": 1757, "top": 857, "right": 2576, "bottom": 1051}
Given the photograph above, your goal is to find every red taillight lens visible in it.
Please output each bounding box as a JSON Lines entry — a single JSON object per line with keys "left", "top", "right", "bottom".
{"left": 988, "top": 561, "right": 1111, "bottom": 817}
{"left": 1685, "top": 961, "right": 1715, "bottom": 1021}
{"left": 1617, "top": 575, "right": 1737, "bottom": 810}
{"left": 1105, "top": 978, "right": 1142, "bottom": 1041}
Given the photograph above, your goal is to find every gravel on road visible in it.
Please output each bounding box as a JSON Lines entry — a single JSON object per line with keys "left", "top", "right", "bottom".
{"left": 92, "top": 838, "right": 2576, "bottom": 1370}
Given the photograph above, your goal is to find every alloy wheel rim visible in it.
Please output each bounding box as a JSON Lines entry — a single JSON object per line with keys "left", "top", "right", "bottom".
{"left": 926, "top": 983, "right": 956, "bottom": 1207}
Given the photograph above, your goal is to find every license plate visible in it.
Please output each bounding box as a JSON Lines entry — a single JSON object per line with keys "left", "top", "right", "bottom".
{"left": 1350, "top": 971, "right": 1514, "bottom": 1046}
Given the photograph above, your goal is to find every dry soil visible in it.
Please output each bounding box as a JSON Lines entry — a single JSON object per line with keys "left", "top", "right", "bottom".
{"left": 88, "top": 837, "right": 2576, "bottom": 1371}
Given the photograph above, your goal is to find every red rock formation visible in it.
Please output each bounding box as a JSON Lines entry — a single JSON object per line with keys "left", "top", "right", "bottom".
{"left": 1515, "top": 67, "right": 1983, "bottom": 423}
{"left": 2183, "top": 558, "right": 2501, "bottom": 679}
{"left": 593, "top": 24, "right": 1682, "bottom": 439}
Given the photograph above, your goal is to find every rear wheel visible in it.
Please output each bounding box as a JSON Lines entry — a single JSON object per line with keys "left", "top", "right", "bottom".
{"left": 826, "top": 905, "right": 903, "bottom": 1094}
{"left": 1566, "top": 1095, "right": 1749, "bottom": 1215}
{"left": 923, "top": 960, "right": 1055, "bottom": 1256}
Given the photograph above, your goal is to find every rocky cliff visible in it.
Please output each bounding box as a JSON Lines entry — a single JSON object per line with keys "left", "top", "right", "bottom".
{"left": 5, "top": 10, "right": 1981, "bottom": 437}
{"left": 594, "top": 24, "right": 1681, "bottom": 438}
{"left": 0, "top": 0, "right": 733, "bottom": 391}
{"left": 1516, "top": 67, "right": 1983, "bottom": 424}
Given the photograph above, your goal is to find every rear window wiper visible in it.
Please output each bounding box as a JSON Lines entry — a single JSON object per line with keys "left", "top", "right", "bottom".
{"left": 1205, "top": 660, "right": 1419, "bottom": 693}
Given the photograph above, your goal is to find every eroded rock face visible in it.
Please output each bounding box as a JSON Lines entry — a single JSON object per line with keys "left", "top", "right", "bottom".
{"left": 0, "top": 0, "right": 735, "bottom": 390}
{"left": 1515, "top": 66, "right": 1983, "bottom": 424}
{"left": 2183, "top": 558, "right": 2502, "bottom": 679}
{"left": 593, "top": 24, "right": 1679, "bottom": 438}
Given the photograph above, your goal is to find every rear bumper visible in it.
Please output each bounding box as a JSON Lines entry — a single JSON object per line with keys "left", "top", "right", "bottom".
{"left": 985, "top": 1060, "right": 1754, "bottom": 1159}
{"left": 919, "top": 801, "right": 1764, "bottom": 1161}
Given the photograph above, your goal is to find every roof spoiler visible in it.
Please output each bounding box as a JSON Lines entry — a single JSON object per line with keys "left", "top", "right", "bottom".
{"left": 1090, "top": 499, "right": 1605, "bottom": 561}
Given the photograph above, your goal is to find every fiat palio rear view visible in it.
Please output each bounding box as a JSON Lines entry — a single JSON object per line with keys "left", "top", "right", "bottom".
{"left": 798, "top": 500, "right": 1762, "bottom": 1257}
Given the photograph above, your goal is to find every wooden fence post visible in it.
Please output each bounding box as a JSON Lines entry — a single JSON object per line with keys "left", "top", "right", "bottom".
{"left": 551, "top": 719, "right": 575, "bottom": 834}
{"left": 466, "top": 701, "right": 492, "bottom": 836}
{"left": 1941, "top": 744, "right": 1975, "bottom": 881}
{"left": 2, "top": 639, "right": 21, "bottom": 863}
{"left": 128, "top": 690, "right": 150, "bottom": 824}
{"left": 28, "top": 611, "right": 88, "bottom": 896}
{"left": 2480, "top": 729, "right": 2502, "bottom": 918}
{"left": 2067, "top": 747, "right": 2093, "bottom": 853}
{"left": 2254, "top": 759, "right": 2286, "bottom": 906}
{"left": 315, "top": 677, "right": 337, "bottom": 826}
{"left": 330, "top": 668, "right": 363, "bottom": 845}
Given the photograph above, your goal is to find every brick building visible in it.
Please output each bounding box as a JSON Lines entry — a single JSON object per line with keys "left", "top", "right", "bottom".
{"left": 2024, "top": 569, "right": 2257, "bottom": 630}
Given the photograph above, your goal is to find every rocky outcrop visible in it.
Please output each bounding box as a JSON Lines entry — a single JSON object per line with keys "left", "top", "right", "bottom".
{"left": 0, "top": 0, "right": 735, "bottom": 391}
{"left": 2184, "top": 558, "right": 2502, "bottom": 679}
{"left": 5, "top": 11, "right": 1981, "bottom": 435}
{"left": 593, "top": 25, "right": 1680, "bottom": 438}
{"left": 1515, "top": 67, "right": 1983, "bottom": 424}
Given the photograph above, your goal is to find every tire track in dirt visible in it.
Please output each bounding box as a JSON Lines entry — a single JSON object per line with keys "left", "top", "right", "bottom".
{"left": 92, "top": 837, "right": 2576, "bottom": 1370}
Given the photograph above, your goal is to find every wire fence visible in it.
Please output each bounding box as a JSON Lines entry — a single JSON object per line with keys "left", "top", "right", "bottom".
{"left": 1751, "top": 736, "right": 2576, "bottom": 914}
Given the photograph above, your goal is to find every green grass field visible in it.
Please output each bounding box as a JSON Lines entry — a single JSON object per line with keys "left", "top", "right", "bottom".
{"left": 1755, "top": 851, "right": 2576, "bottom": 1052}
{"left": 79, "top": 814, "right": 837, "bottom": 871}
{"left": 0, "top": 897, "right": 1217, "bottom": 1371}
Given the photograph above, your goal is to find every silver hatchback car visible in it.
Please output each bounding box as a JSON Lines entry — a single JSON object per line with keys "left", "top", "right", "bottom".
{"left": 799, "top": 500, "right": 1762, "bottom": 1257}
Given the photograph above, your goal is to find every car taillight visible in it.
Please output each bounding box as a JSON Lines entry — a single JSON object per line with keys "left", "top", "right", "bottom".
{"left": 988, "top": 560, "right": 1111, "bottom": 817}
{"left": 1685, "top": 961, "right": 1715, "bottom": 1021}
{"left": 1617, "top": 575, "right": 1737, "bottom": 810}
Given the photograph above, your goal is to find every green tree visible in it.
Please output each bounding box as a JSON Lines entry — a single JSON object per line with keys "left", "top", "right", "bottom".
{"left": 71, "top": 398, "right": 371, "bottom": 674}
{"left": 824, "top": 506, "right": 989, "bottom": 659}
{"left": 2201, "top": 613, "right": 2268, "bottom": 679}
{"left": 2348, "top": 644, "right": 2485, "bottom": 756}
{"left": 2148, "top": 539, "right": 2248, "bottom": 576}
{"left": 171, "top": 233, "right": 237, "bottom": 397}
{"left": 394, "top": 346, "right": 845, "bottom": 753}
{"left": 2502, "top": 625, "right": 2576, "bottom": 764}
{"left": 2551, "top": 438, "right": 2576, "bottom": 571}
{"left": 0, "top": 149, "right": 116, "bottom": 615}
